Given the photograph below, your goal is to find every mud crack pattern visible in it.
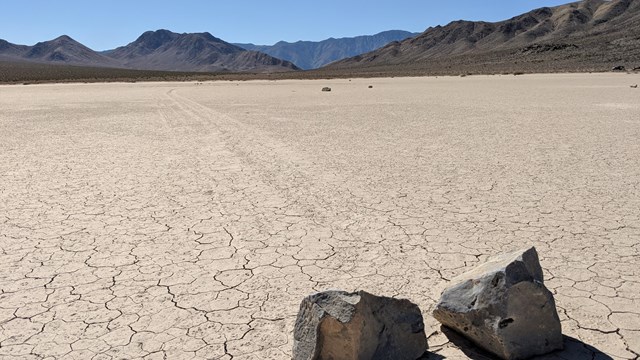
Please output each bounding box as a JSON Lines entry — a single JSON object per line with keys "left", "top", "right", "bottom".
{"left": 0, "top": 75, "right": 639, "bottom": 359}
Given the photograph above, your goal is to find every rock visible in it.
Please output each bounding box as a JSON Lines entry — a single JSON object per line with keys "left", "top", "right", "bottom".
{"left": 321, "top": 87, "right": 332, "bottom": 92}
{"left": 612, "top": 65, "right": 626, "bottom": 71}
{"left": 433, "top": 247, "right": 563, "bottom": 360}
{"left": 368, "top": 85, "right": 374, "bottom": 88}
{"left": 633, "top": 66, "right": 640, "bottom": 71}
{"left": 293, "top": 290, "right": 427, "bottom": 360}
{"left": 631, "top": 84, "right": 638, "bottom": 88}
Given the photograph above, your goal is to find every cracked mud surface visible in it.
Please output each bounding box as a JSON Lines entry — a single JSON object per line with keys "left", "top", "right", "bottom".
{"left": 1, "top": 74, "right": 639, "bottom": 359}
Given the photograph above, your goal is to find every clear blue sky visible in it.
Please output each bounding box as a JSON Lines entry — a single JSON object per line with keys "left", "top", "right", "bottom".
{"left": 2, "top": 0, "right": 573, "bottom": 50}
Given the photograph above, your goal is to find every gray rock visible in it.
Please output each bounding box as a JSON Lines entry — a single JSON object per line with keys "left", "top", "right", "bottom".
{"left": 293, "top": 290, "right": 427, "bottom": 360}
{"left": 612, "top": 65, "right": 626, "bottom": 71}
{"left": 321, "top": 87, "right": 332, "bottom": 92}
{"left": 433, "top": 247, "right": 563, "bottom": 360}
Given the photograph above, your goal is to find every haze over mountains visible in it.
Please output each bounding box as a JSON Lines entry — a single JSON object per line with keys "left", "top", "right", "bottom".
{"left": 235, "top": 30, "right": 418, "bottom": 69}
{"left": 330, "top": 0, "right": 640, "bottom": 73}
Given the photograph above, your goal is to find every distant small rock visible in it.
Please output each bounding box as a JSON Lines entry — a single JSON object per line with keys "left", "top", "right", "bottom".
{"left": 368, "top": 85, "right": 373, "bottom": 88}
{"left": 293, "top": 290, "right": 427, "bottom": 360}
{"left": 631, "top": 84, "right": 638, "bottom": 88}
{"left": 433, "top": 247, "right": 563, "bottom": 360}
{"left": 612, "top": 65, "right": 626, "bottom": 71}
{"left": 321, "top": 87, "right": 332, "bottom": 92}
{"left": 633, "top": 66, "right": 640, "bottom": 72}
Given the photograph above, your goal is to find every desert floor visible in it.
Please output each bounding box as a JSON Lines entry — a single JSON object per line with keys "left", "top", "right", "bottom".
{"left": 1, "top": 74, "right": 639, "bottom": 360}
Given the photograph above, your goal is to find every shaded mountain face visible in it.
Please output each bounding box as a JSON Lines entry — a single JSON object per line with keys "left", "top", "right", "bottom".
{"left": 0, "top": 39, "right": 29, "bottom": 58}
{"left": 236, "top": 30, "right": 418, "bottom": 69}
{"left": 329, "top": 0, "right": 640, "bottom": 72}
{"left": 0, "top": 36, "right": 119, "bottom": 67}
{"left": 104, "top": 29, "right": 299, "bottom": 72}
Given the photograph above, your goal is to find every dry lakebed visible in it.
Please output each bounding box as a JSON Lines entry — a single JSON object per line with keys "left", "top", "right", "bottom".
{"left": 0, "top": 74, "right": 639, "bottom": 359}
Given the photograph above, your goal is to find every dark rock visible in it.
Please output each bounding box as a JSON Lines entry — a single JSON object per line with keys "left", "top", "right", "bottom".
{"left": 293, "top": 290, "right": 427, "bottom": 360}
{"left": 433, "top": 247, "right": 562, "bottom": 360}
{"left": 321, "top": 87, "right": 332, "bottom": 92}
{"left": 369, "top": 85, "right": 374, "bottom": 88}
{"left": 631, "top": 84, "right": 638, "bottom": 88}
{"left": 612, "top": 65, "right": 626, "bottom": 71}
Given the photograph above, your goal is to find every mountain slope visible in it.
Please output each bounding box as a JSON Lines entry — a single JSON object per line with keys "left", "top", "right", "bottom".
{"left": 0, "top": 36, "right": 119, "bottom": 67}
{"left": 0, "top": 39, "right": 29, "bottom": 59}
{"left": 329, "top": 0, "right": 640, "bottom": 73}
{"left": 236, "top": 30, "right": 418, "bottom": 69}
{"left": 104, "top": 30, "right": 298, "bottom": 72}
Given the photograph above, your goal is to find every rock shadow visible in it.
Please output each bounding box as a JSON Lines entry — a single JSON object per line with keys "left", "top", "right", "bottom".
{"left": 418, "top": 350, "right": 446, "bottom": 360}
{"left": 440, "top": 326, "right": 614, "bottom": 360}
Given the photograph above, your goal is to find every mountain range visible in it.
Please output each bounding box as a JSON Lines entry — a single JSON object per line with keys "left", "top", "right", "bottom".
{"left": 0, "top": 29, "right": 418, "bottom": 73}
{"left": 235, "top": 30, "right": 418, "bottom": 70}
{"left": 330, "top": 0, "right": 640, "bottom": 73}
{"left": 103, "top": 30, "right": 297, "bottom": 72}
{"left": 0, "top": 35, "right": 120, "bottom": 67}
{"left": 0, "top": 30, "right": 299, "bottom": 73}
{"left": 1, "top": 0, "right": 639, "bottom": 77}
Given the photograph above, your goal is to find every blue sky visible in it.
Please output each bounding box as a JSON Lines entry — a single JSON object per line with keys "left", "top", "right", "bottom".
{"left": 2, "top": 0, "right": 572, "bottom": 50}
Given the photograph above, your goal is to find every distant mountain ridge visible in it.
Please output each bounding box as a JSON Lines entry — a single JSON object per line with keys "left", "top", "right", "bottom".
{"left": 103, "top": 30, "right": 298, "bottom": 72}
{"left": 0, "top": 30, "right": 299, "bottom": 73}
{"left": 235, "top": 30, "right": 419, "bottom": 69}
{"left": 0, "top": 39, "right": 29, "bottom": 58}
{"left": 3, "top": 0, "right": 640, "bottom": 77}
{"left": 329, "top": 0, "right": 640, "bottom": 72}
{"left": 0, "top": 35, "right": 120, "bottom": 67}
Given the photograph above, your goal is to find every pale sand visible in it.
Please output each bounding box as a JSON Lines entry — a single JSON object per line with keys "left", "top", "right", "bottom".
{"left": 0, "top": 74, "right": 639, "bottom": 359}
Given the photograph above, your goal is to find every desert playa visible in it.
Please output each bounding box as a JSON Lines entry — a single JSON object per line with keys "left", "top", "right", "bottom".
{"left": 1, "top": 74, "right": 639, "bottom": 359}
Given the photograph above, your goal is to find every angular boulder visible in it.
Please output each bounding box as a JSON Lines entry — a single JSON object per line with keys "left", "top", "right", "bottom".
{"left": 433, "top": 247, "right": 562, "bottom": 360}
{"left": 293, "top": 290, "right": 427, "bottom": 360}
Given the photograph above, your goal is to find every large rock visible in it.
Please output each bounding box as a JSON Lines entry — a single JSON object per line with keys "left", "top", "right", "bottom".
{"left": 433, "top": 247, "right": 563, "bottom": 360}
{"left": 293, "top": 290, "right": 427, "bottom": 360}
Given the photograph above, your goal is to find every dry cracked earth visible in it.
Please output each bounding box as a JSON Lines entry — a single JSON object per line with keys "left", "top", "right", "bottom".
{"left": 0, "top": 74, "right": 639, "bottom": 360}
